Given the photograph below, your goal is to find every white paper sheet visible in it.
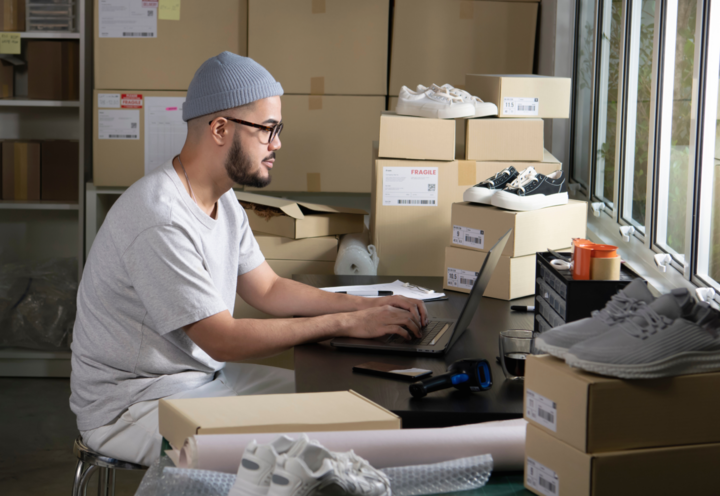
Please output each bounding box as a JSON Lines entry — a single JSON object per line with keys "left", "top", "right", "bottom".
{"left": 144, "top": 97, "right": 187, "bottom": 175}
{"left": 99, "top": 0, "right": 157, "bottom": 38}
{"left": 320, "top": 280, "right": 445, "bottom": 301}
{"left": 177, "top": 419, "right": 527, "bottom": 473}
{"left": 98, "top": 109, "right": 140, "bottom": 140}
{"left": 382, "top": 166, "right": 439, "bottom": 206}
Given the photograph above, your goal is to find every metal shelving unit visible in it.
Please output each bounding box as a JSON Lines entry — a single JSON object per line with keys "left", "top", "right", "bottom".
{"left": 0, "top": 98, "right": 80, "bottom": 107}
{"left": 0, "top": 201, "right": 79, "bottom": 210}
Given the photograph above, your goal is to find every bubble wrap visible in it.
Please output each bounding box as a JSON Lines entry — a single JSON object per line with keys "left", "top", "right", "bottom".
{"left": 158, "top": 467, "right": 236, "bottom": 496}
{"left": 381, "top": 454, "right": 493, "bottom": 496}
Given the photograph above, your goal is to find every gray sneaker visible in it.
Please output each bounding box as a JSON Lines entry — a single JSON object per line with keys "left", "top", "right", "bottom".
{"left": 534, "top": 279, "right": 655, "bottom": 359}
{"left": 564, "top": 289, "right": 720, "bottom": 379}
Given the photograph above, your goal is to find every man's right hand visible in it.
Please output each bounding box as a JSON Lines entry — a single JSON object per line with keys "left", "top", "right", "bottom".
{"left": 339, "top": 305, "right": 423, "bottom": 341}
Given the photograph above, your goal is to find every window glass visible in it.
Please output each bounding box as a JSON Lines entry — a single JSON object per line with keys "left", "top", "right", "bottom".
{"left": 572, "top": 0, "right": 596, "bottom": 188}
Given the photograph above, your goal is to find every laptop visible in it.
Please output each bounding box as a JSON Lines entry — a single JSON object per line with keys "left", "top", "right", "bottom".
{"left": 331, "top": 229, "right": 512, "bottom": 355}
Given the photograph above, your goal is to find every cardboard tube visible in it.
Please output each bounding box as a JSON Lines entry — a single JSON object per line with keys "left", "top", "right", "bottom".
{"left": 591, "top": 256, "right": 621, "bottom": 281}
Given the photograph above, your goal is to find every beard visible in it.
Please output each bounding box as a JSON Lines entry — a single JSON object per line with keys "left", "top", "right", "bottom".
{"left": 224, "top": 131, "right": 273, "bottom": 188}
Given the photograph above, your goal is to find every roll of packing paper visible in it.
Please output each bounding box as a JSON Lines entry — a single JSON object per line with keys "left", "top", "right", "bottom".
{"left": 334, "top": 232, "right": 379, "bottom": 276}
{"left": 176, "top": 419, "right": 526, "bottom": 473}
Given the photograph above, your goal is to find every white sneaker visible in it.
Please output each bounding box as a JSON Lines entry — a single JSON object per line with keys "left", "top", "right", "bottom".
{"left": 230, "top": 435, "right": 312, "bottom": 496}
{"left": 396, "top": 85, "right": 475, "bottom": 119}
{"left": 418, "top": 84, "right": 497, "bottom": 118}
{"left": 267, "top": 444, "right": 391, "bottom": 496}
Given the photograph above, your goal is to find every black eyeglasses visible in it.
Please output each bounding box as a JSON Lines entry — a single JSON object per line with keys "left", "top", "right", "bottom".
{"left": 209, "top": 117, "right": 283, "bottom": 144}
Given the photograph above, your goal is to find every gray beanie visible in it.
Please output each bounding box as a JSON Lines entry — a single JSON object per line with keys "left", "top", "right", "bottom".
{"left": 182, "top": 52, "right": 283, "bottom": 122}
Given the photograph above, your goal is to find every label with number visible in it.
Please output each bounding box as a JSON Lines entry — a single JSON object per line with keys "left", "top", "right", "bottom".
{"left": 526, "top": 458, "right": 559, "bottom": 496}
{"left": 503, "top": 97, "right": 539, "bottom": 116}
{"left": 446, "top": 267, "right": 478, "bottom": 291}
{"left": 452, "top": 225, "right": 484, "bottom": 249}
{"left": 526, "top": 389, "right": 558, "bottom": 432}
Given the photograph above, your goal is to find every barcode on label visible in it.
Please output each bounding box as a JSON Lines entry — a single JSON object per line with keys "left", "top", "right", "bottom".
{"left": 460, "top": 278, "right": 475, "bottom": 286}
{"left": 518, "top": 105, "right": 536, "bottom": 111}
{"left": 397, "top": 200, "right": 436, "bottom": 205}
{"left": 123, "top": 32, "right": 154, "bottom": 36}
{"left": 539, "top": 408, "right": 555, "bottom": 423}
{"left": 108, "top": 134, "right": 137, "bottom": 138}
{"left": 465, "top": 235, "right": 482, "bottom": 244}
{"left": 539, "top": 477, "right": 557, "bottom": 494}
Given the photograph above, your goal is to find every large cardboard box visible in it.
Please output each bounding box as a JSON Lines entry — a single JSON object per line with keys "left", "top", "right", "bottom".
{"left": 0, "top": 0, "right": 25, "bottom": 31}
{"left": 159, "top": 390, "right": 401, "bottom": 450}
{"left": 256, "top": 233, "right": 338, "bottom": 261}
{"left": 466, "top": 75, "right": 572, "bottom": 119}
{"left": 94, "top": 0, "right": 247, "bottom": 90}
{"left": 0, "top": 60, "right": 14, "bottom": 99}
{"left": 93, "top": 90, "right": 187, "bottom": 187}
{"left": 27, "top": 41, "right": 79, "bottom": 101}
{"left": 41, "top": 140, "right": 79, "bottom": 201}
{"left": 466, "top": 118, "right": 544, "bottom": 161}
{"left": 1, "top": 141, "right": 40, "bottom": 201}
{"left": 388, "top": 0, "right": 537, "bottom": 96}
{"left": 525, "top": 425, "right": 720, "bottom": 496}
{"left": 238, "top": 192, "right": 366, "bottom": 239}
{"left": 450, "top": 200, "right": 587, "bottom": 258}
{"left": 443, "top": 246, "right": 535, "bottom": 300}
{"left": 378, "top": 112, "right": 455, "bottom": 161}
{"left": 245, "top": 95, "right": 385, "bottom": 193}
{"left": 524, "top": 354, "right": 720, "bottom": 453}
{"left": 249, "top": 0, "right": 388, "bottom": 95}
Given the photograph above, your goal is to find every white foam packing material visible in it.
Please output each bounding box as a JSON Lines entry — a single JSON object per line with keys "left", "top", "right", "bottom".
{"left": 383, "top": 454, "right": 493, "bottom": 496}
{"left": 334, "top": 232, "right": 379, "bottom": 275}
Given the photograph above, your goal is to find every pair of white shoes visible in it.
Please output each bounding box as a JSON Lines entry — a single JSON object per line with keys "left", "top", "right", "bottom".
{"left": 397, "top": 83, "right": 498, "bottom": 119}
{"left": 229, "top": 434, "right": 391, "bottom": 496}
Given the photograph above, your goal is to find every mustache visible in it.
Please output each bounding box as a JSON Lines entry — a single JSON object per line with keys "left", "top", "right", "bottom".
{"left": 263, "top": 152, "right": 276, "bottom": 162}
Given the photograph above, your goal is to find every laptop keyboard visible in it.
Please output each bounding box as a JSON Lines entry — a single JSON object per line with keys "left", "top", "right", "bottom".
{"left": 387, "top": 320, "right": 449, "bottom": 345}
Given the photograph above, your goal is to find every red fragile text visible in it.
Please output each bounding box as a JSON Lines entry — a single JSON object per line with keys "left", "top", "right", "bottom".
{"left": 411, "top": 169, "right": 436, "bottom": 175}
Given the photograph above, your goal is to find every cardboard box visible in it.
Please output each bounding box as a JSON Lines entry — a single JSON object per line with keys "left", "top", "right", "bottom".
{"left": 524, "top": 354, "right": 720, "bottom": 453}
{"left": 159, "top": 390, "right": 401, "bottom": 449}
{"left": 41, "top": 140, "right": 79, "bottom": 202}
{"left": 245, "top": 95, "right": 385, "bottom": 193}
{"left": 256, "top": 233, "right": 338, "bottom": 261}
{"left": 450, "top": 200, "right": 587, "bottom": 258}
{"left": 388, "top": 0, "right": 537, "bottom": 96}
{"left": 249, "top": 0, "right": 388, "bottom": 95}
{"left": 378, "top": 112, "right": 455, "bottom": 161}
{"left": 27, "top": 41, "right": 79, "bottom": 101}
{"left": 0, "top": 0, "right": 25, "bottom": 31}
{"left": 465, "top": 75, "right": 572, "bottom": 119}
{"left": 443, "top": 246, "right": 535, "bottom": 300}
{"left": 474, "top": 149, "right": 562, "bottom": 179}
{"left": 525, "top": 425, "right": 720, "bottom": 496}
{"left": 0, "top": 60, "right": 13, "bottom": 99}
{"left": 238, "top": 191, "right": 366, "bottom": 239}
{"left": 466, "top": 118, "right": 544, "bottom": 161}
{"left": 93, "top": 90, "right": 187, "bottom": 187}
{"left": 94, "top": 0, "right": 247, "bottom": 90}
{"left": 2, "top": 141, "right": 40, "bottom": 201}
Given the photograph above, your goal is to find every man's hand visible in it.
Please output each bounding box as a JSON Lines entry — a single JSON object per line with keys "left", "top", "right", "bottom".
{"left": 339, "top": 296, "right": 428, "bottom": 341}
{"left": 367, "top": 295, "right": 428, "bottom": 327}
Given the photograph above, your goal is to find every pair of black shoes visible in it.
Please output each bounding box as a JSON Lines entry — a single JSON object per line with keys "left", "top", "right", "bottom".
{"left": 462, "top": 166, "right": 568, "bottom": 211}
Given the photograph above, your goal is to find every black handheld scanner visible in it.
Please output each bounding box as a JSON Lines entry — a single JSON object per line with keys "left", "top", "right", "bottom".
{"left": 409, "top": 358, "right": 493, "bottom": 398}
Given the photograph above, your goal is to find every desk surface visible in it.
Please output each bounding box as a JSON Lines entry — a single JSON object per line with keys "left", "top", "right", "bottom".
{"left": 293, "top": 275, "right": 534, "bottom": 428}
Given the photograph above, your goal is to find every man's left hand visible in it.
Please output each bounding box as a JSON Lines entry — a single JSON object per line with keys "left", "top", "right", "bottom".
{"left": 366, "top": 295, "right": 428, "bottom": 328}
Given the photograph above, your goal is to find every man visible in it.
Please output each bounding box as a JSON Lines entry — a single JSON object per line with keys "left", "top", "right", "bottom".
{"left": 70, "top": 52, "right": 427, "bottom": 466}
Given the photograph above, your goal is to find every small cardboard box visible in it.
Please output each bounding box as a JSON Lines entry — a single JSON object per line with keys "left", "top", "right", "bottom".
{"left": 388, "top": 0, "right": 538, "bottom": 96}
{"left": 41, "top": 140, "right": 79, "bottom": 201}
{"left": 443, "top": 246, "right": 535, "bottom": 300}
{"left": 0, "top": 60, "right": 14, "bottom": 99}
{"left": 466, "top": 118, "right": 544, "bottom": 161}
{"left": 465, "top": 75, "right": 572, "bottom": 119}
{"left": 524, "top": 355, "right": 720, "bottom": 453}
{"left": 255, "top": 233, "right": 338, "bottom": 262}
{"left": 0, "top": 0, "right": 25, "bottom": 31}
{"left": 238, "top": 192, "right": 366, "bottom": 239}
{"left": 450, "top": 200, "right": 587, "bottom": 258}
{"left": 378, "top": 112, "right": 456, "bottom": 161}
{"left": 27, "top": 41, "right": 79, "bottom": 101}
{"left": 249, "top": 0, "right": 388, "bottom": 95}
{"left": 159, "top": 390, "right": 401, "bottom": 450}
{"left": 94, "top": 0, "right": 247, "bottom": 90}
{"left": 525, "top": 425, "right": 720, "bottom": 496}
{"left": 2, "top": 141, "right": 41, "bottom": 201}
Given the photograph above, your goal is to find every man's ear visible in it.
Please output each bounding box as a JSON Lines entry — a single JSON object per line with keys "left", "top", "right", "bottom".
{"left": 209, "top": 117, "right": 230, "bottom": 146}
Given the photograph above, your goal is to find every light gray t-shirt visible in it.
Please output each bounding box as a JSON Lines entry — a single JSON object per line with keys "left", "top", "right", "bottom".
{"left": 70, "top": 160, "right": 265, "bottom": 431}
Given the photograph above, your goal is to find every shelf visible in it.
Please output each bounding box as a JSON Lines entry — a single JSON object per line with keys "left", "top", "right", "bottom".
{"left": 0, "top": 201, "right": 79, "bottom": 210}
{"left": 0, "top": 98, "right": 80, "bottom": 107}
{"left": 0, "top": 348, "right": 71, "bottom": 360}
{"left": 0, "top": 31, "right": 80, "bottom": 39}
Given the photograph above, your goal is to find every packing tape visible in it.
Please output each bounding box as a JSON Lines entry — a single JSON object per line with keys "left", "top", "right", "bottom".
{"left": 312, "top": 0, "right": 325, "bottom": 14}
{"left": 459, "top": 1, "right": 474, "bottom": 20}
{"left": 458, "top": 160, "right": 476, "bottom": 186}
{"left": 308, "top": 95, "right": 323, "bottom": 110}
{"left": 590, "top": 256, "right": 621, "bottom": 281}
{"left": 307, "top": 173, "right": 321, "bottom": 192}
{"left": 310, "top": 76, "right": 325, "bottom": 95}
{"left": 14, "top": 142, "right": 27, "bottom": 200}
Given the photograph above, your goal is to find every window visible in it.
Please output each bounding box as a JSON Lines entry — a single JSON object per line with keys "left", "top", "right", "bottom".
{"left": 572, "top": 0, "right": 597, "bottom": 189}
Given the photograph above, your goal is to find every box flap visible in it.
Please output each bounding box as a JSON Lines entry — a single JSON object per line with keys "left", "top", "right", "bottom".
{"left": 236, "top": 191, "right": 367, "bottom": 219}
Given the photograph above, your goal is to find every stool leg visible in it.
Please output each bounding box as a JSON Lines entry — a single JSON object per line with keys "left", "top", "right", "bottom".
{"left": 97, "top": 467, "right": 109, "bottom": 496}
{"left": 72, "top": 460, "right": 84, "bottom": 496}
{"left": 108, "top": 469, "right": 116, "bottom": 496}
{"left": 78, "top": 465, "right": 97, "bottom": 496}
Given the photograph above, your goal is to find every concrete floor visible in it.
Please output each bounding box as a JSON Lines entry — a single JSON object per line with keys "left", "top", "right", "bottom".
{"left": 0, "top": 378, "right": 146, "bottom": 496}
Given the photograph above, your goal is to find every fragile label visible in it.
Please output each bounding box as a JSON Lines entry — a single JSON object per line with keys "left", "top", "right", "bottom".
{"left": 446, "top": 267, "right": 478, "bottom": 291}
{"left": 121, "top": 94, "right": 143, "bottom": 108}
{"left": 503, "top": 97, "right": 539, "bottom": 116}
{"left": 526, "top": 458, "right": 559, "bottom": 496}
{"left": 382, "top": 167, "right": 438, "bottom": 206}
{"left": 98, "top": 93, "right": 121, "bottom": 108}
{"left": 526, "top": 389, "right": 557, "bottom": 432}
{"left": 99, "top": 0, "right": 157, "bottom": 38}
{"left": 98, "top": 109, "right": 140, "bottom": 140}
{"left": 452, "top": 225, "right": 484, "bottom": 249}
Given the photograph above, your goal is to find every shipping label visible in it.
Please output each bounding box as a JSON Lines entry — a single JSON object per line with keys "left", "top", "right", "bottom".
{"left": 144, "top": 96, "right": 186, "bottom": 175}
{"left": 99, "top": 0, "right": 158, "bottom": 38}
{"left": 526, "top": 458, "right": 559, "bottom": 496}
{"left": 121, "top": 94, "right": 143, "bottom": 108}
{"left": 98, "top": 109, "right": 140, "bottom": 140}
{"left": 526, "top": 389, "right": 558, "bottom": 432}
{"left": 382, "top": 167, "right": 438, "bottom": 206}
{"left": 446, "top": 267, "right": 478, "bottom": 291}
{"left": 452, "top": 225, "right": 484, "bottom": 249}
{"left": 98, "top": 93, "right": 121, "bottom": 108}
{"left": 503, "top": 97, "right": 539, "bottom": 116}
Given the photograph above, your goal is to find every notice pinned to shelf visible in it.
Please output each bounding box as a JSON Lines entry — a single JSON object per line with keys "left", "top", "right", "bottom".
{"left": 0, "top": 33, "right": 21, "bottom": 55}
{"left": 159, "top": 0, "right": 181, "bottom": 20}
{"left": 98, "top": 109, "right": 140, "bottom": 140}
{"left": 144, "top": 96, "right": 187, "bottom": 175}
{"left": 99, "top": 0, "right": 157, "bottom": 38}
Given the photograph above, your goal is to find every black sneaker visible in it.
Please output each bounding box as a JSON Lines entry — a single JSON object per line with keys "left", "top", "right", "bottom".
{"left": 462, "top": 166, "right": 519, "bottom": 204}
{"left": 490, "top": 168, "right": 568, "bottom": 211}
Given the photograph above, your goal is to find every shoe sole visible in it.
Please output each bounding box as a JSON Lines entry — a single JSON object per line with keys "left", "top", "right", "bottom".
{"left": 533, "top": 337, "right": 571, "bottom": 359}
{"left": 396, "top": 100, "right": 475, "bottom": 119}
{"left": 463, "top": 188, "right": 495, "bottom": 204}
{"left": 565, "top": 349, "right": 720, "bottom": 379}
{"left": 491, "top": 191, "right": 569, "bottom": 211}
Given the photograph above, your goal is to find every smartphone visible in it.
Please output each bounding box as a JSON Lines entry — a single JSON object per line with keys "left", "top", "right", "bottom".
{"left": 352, "top": 362, "right": 433, "bottom": 380}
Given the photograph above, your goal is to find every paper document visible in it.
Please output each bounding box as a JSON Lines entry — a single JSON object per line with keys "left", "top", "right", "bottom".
{"left": 144, "top": 97, "right": 187, "bottom": 175}
{"left": 321, "top": 280, "right": 446, "bottom": 301}
{"left": 99, "top": 0, "right": 158, "bottom": 38}
{"left": 98, "top": 109, "right": 140, "bottom": 140}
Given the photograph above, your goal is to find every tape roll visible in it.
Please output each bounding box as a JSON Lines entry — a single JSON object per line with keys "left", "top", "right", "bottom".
{"left": 590, "top": 256, "right": 621, "bottom": 281}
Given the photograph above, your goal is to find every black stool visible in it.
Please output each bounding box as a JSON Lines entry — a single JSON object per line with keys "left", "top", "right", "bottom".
{"left": 72, "top": 436, "right": 147, "bottom": 496}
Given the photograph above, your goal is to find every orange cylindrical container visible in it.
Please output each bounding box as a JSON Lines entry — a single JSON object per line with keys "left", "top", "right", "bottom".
{"left": 572, "top": 239, "right": 594, "bottom": 280}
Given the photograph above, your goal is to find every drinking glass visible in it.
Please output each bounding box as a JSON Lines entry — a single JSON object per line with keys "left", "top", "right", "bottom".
{"left": 498, "top": 329, "right": 535, "bottom": 380}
